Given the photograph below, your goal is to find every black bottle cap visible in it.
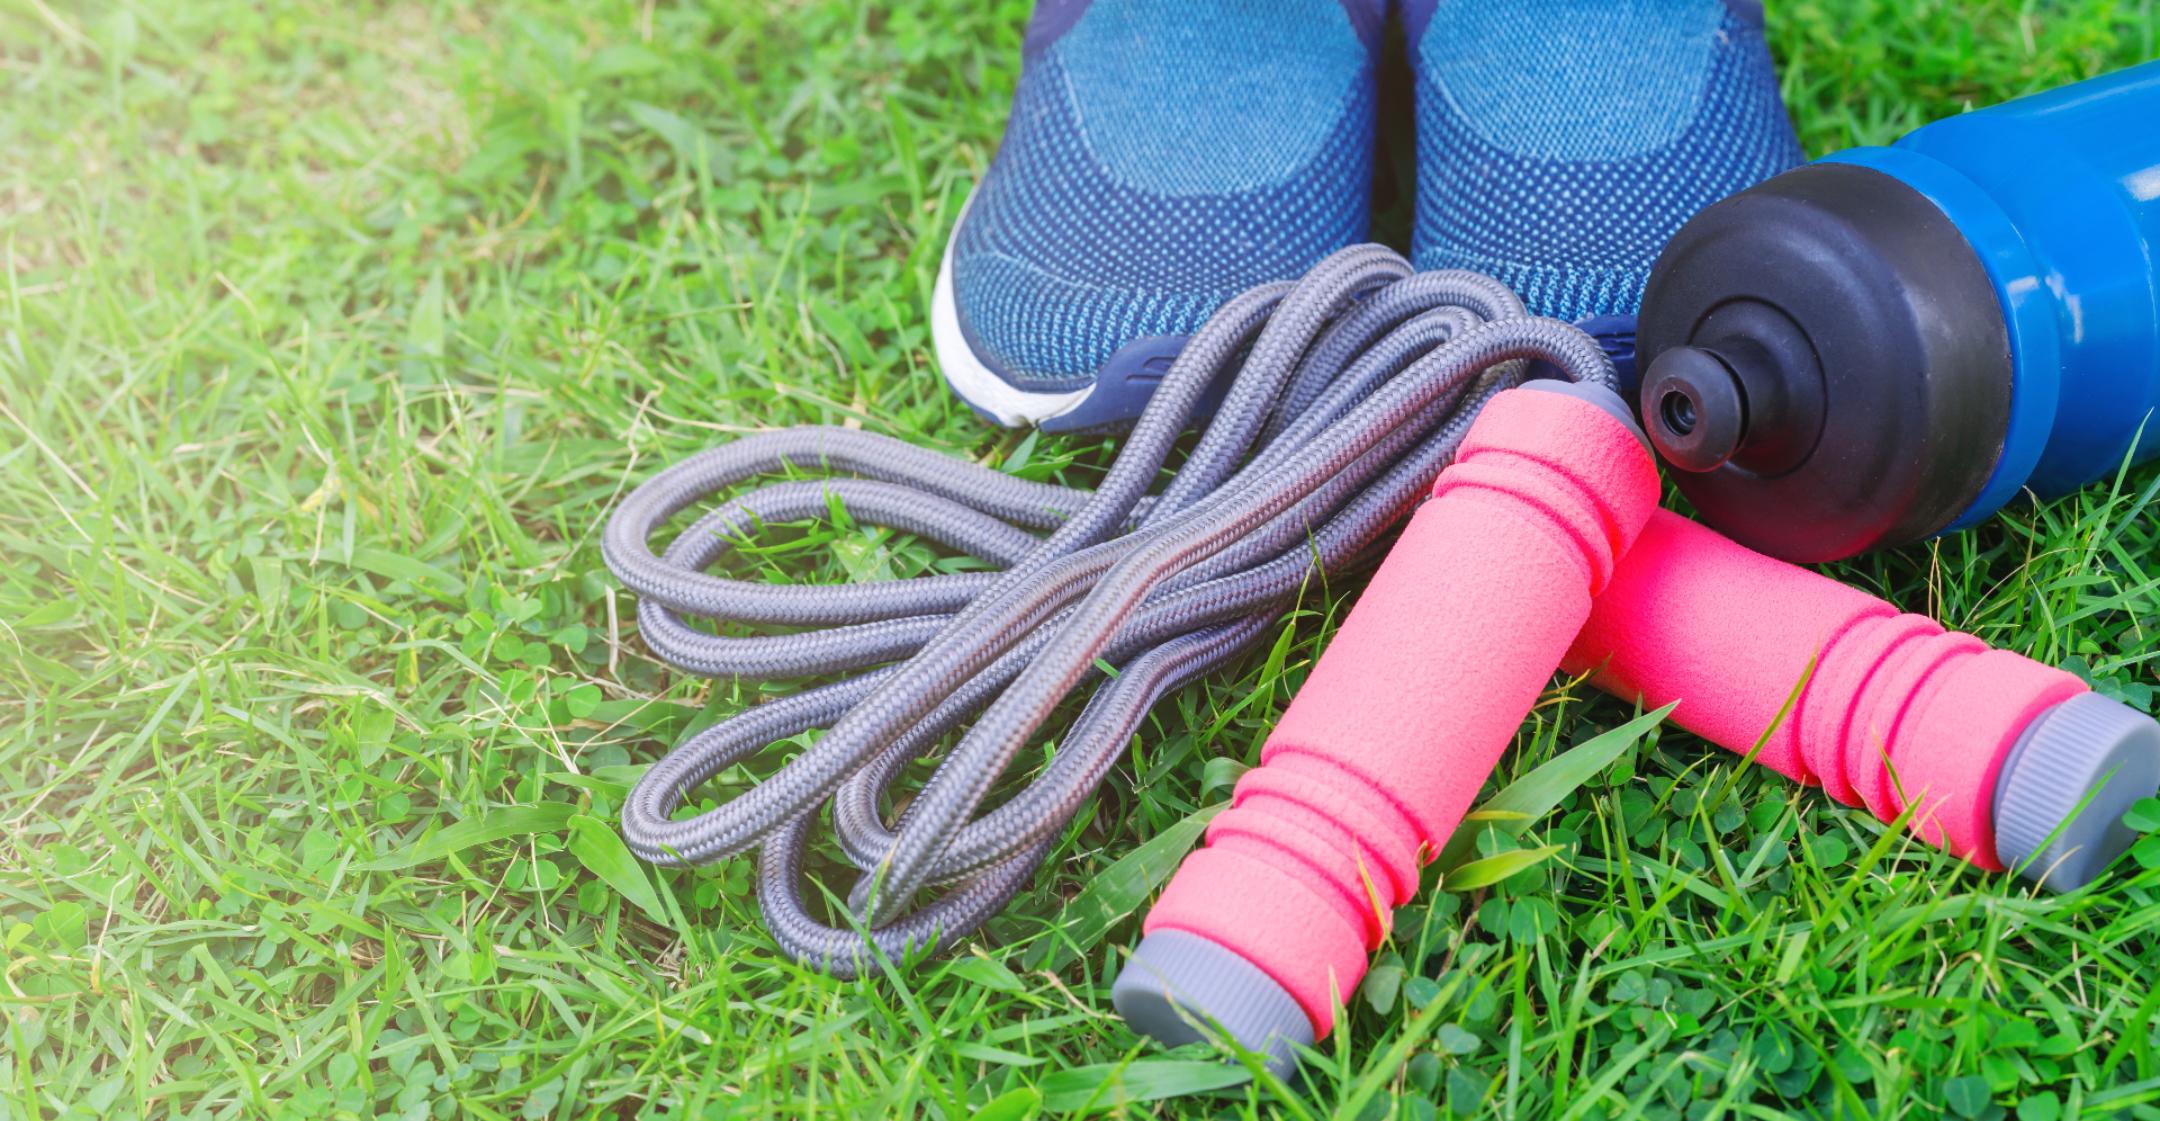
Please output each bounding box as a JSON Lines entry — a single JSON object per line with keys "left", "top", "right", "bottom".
{"left": 1636, "top": 162, "right": 2015, "bottom": 562}
{"left": 1640, "top": 347, "right": 1748, "bottom": 472}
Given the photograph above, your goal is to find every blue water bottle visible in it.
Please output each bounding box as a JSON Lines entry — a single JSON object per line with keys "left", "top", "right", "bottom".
{"left": 1635, "top": 60, "right": 2160, "bottom": 562}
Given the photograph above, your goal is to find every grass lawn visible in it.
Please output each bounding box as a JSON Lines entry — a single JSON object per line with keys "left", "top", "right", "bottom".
{"left": 7, "top": 0, "right": 2160, "bottom": 1117}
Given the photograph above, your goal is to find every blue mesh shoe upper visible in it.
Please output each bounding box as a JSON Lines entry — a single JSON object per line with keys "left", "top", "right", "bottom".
{"left": 1405, "top": 0, "right": 1804, "bottom": 321}
{"left": 949, "top": 0, "right": 1381, "bottom": 392}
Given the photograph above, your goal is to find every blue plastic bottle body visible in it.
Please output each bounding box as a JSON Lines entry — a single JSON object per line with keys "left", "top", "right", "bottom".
{"left": 1823, "top": 60, "right": 2160, "bottom": 529}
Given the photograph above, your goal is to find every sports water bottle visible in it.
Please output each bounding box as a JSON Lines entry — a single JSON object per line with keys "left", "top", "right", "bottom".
{"left": 1635, "top": 60, "right": 2160, "bottom": 561}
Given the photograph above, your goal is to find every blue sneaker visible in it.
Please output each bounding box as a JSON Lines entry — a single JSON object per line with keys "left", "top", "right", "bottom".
{"left": 1403, "top": 0, "right": 1803, "bottom": 321}
{"left": 933, "top": 0, "right": 1384, "bottom": 431}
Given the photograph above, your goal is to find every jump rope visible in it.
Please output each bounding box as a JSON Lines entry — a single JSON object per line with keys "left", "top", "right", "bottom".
{"left": 602, "top": 245, "right": 1612, "bottom": 972}
{"left": 601, "top": 56, "right": 2160, "bottom": 1075}
{"left": 605, "top": 243, "right": 2158, "bottom": 1070}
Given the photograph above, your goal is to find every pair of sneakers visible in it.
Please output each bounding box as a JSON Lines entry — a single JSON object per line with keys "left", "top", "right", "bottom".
{"left": 932, "top": 0, "right": 1803, "bottom": 431}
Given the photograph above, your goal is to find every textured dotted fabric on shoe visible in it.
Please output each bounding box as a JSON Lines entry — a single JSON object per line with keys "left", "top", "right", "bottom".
{"left": 951, "top": 0, "right": 1378, "bottom": 389}
{"left": 1409, "top": 0, "right": 1804, "bottom": 321}
{"left": 1057, "top": 0, "right": 1370, "bottom": 194}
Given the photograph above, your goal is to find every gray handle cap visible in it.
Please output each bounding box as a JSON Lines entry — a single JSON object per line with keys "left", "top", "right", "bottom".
{"left": 1993, "top": 691, "right": 2160, "bottom": 891}
{"left": 1520, "top": 378, "right": 1652, "bottom": 454}
{"left": 1111, "top": 931, "right": 1312, "bottom": 1077}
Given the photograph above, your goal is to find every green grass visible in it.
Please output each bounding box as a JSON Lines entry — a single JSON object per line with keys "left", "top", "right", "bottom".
{"left": 5, "top": 1, "right": 2160, "bottom": 1117}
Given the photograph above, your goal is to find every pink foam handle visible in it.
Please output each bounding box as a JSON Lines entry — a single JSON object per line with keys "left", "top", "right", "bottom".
{"left": 1563, "top": 509, "right": 2088, "bottom": 869}
{"left": 1143, "top": 386, "right": 1660, "bottom": 1037}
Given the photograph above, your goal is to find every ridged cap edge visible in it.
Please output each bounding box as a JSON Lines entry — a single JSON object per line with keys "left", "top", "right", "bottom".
{"left": 1111, "top": 931, "right": 1312, "bottom": 1077}
{"left": 1993, "top": 692, "right": 2160, "bottom": 890}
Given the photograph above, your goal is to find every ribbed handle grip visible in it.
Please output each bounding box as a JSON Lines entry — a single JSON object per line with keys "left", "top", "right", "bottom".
{"left": 1133, "top": 384, "right": 1659, "bottom": 1039}
{"left": 1562, "top": 509, "right": 2088, "bottom": 868}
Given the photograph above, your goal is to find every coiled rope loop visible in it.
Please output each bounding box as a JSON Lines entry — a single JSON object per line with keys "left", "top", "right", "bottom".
{"left": 602, "top": 244, "right": 1615, "bottom": 975}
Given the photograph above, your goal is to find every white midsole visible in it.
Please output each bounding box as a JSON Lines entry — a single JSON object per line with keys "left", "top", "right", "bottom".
{"left": 930, "top": 188, "right": 1095, "bottom": 426}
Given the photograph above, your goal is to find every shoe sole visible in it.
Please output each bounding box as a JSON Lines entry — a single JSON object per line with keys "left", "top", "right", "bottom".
{"left": 931, "top": 188, "right": 1094, "bottom": 427}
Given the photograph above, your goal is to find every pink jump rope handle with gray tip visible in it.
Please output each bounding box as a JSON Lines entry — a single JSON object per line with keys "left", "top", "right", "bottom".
{"left": 1565, "top": 508, "right": 2159, "bottom": 893}
{"left": 1112, "top": 379, "right": 1662, "bottom": 1073}
{"left": 1115, "top": 399, "right": 2160, "bottom": 1078}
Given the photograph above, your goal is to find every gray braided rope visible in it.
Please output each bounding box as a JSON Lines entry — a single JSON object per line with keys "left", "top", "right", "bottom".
{"left": 601, "top": 244, "right": 1615, "bottom": 976}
